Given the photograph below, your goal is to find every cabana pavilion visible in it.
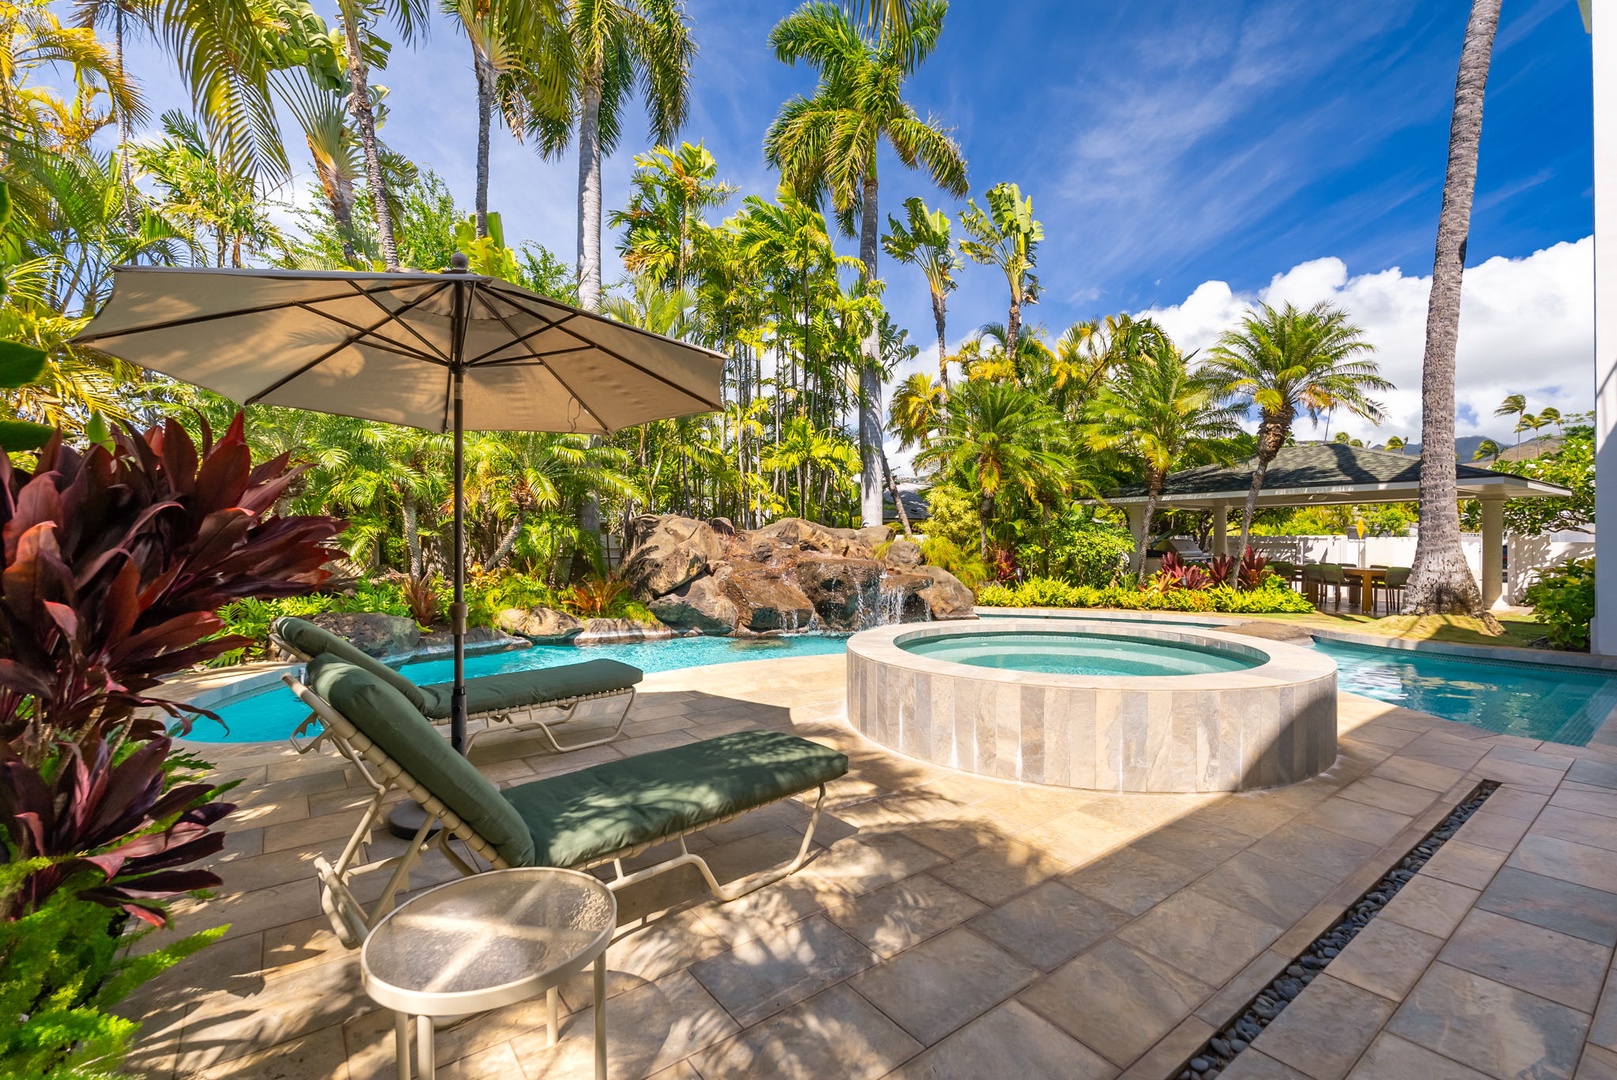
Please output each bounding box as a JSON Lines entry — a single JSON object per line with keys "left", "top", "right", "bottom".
{"left": 1099, "top": 443, "right": 1573, "bottom": 607}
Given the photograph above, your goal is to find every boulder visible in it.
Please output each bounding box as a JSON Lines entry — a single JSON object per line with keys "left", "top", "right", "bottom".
{"left": 309, "top": 612, "right": 420, "bottom": 658}
{"left": 496, "top": 606, "right": 583, "bottom": 643}
{"left": 622, "top": 514, "right": 724, "bottom": 598}
{"left": 883, "top": 538, "right": 923, "bottom": 570}
{"left": 855, "top": 525, "right": 893, "bottom": 549}
{"left": 576, "top": 618, "right": 673, "bottom": 644}
{"left": 916, "top": 565, "right": 975, "bottom": 620}
{"left": 795, "top": 556, "right": 883, "bottom": 631}
{"left": 876, "top": 571, "right": 935, "bottom": 622}
{"left": 725, "top": 569, "right": 814, "bottom": 633}
{"left": 649, "top": 574, "right": 740, "bottom": 633}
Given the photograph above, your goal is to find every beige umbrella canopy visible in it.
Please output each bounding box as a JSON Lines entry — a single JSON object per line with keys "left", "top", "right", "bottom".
{"left": 75, "top": 259, "right": 725, "bottom": 754}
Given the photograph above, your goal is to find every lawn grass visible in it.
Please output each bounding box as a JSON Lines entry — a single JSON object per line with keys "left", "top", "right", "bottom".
{"left": 1229, "top": 609, "right": 1547, "bottom": 650}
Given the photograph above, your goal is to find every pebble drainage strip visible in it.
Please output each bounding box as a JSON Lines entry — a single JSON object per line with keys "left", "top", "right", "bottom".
{"left": 1172, "top": 780, "right": 1500, "bottom": 1080}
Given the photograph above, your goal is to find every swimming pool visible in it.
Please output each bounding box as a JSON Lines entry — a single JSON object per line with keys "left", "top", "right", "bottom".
{"left": 184, "top": 618, "right": 1617, "bottom": 747}
{"left": 186, "top": 633, "right": 847, "bottom": 743}
{"left": 1312, "top": 638, "right": 1617, "bottom": 746}
{"left": 900, "top": 630, "right": 1260, "bottom": 676}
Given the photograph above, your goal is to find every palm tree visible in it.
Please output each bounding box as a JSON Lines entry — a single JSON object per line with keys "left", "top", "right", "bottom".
{"left": 1406, "top": 0, "right": 1503, "bottom": 618}
{"left": 330, "top": 0, "right": 428, "bottom": 270}
{"left": 609, "top": 141, "right": 735, "bottom": 288}
{"left": 959, "top": 181, "right": 1040, "bottom": 361}
{"left": 1386, "top": 435, "right": 1407, "bottom": 453}
{"left": 533, "top": 0, "right": 694, "bottom": 312}
{"left": 69, "top": 0, "right": 151, "bottom": 225}
{"left": 445, "top": 0, "right": 567, "bottom": 239}
{"left": 1473, "top": 437, "right": 1502, "bottom": 463}
{"left": 883, "top": 195, "right": 959, "bottom": 387}
{"left": 134, "top": 111, "right": 284, "bottom": 267}
{"left": 916, "top": 379, "right": 1073, "bottom": 556}
{"left": 1203, "top": 300, "right": 1388, "bottom": 552}
{"left": 1086, "top": 340, "right": 1242, "bottom": 580}
{"left": 1538, "top": 405, "right": 1562, "bottom": 435}
{"left": 888, "top": 371, "right": 944, "bottom": 452}
{"left": 1494, "top": 392, "right": 1527, "bottom": 446}
{"left": 765, "top": 0, "right": 967, "bottom": 528}
{"left": 1514, "top": 412, "right": 1540, "bottom": 444}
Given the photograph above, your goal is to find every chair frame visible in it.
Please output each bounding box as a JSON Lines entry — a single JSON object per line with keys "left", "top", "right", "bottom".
{"left": 271, "top": 630, "right": 635, "bottom": 757}
{"left": 282, "top": 671, "right": 829, "bottom": 949}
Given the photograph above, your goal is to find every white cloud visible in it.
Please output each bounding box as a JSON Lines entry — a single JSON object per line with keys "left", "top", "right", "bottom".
{"left": 1138, "top": 236, "right": 1594, "bottom": 443}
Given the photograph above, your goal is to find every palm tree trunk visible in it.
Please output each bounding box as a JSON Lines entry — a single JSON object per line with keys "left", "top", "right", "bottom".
{"left": 575, "top": 66, "right": 605, "bottom": 312}
{"left": 858, "top": 172, "right": 883, "bottom": 527}
{"left": 341, "top": 5, "right": 398, "bottom": 270}
{"left": 1135, "top": 483, "right": 1163, "bottom": 585}
{"left": 402, "top": 498, "right": 422, "bottom": 578}
{"left": 881, "top": 448, "right": 911, "bottom": 536}
{"left": 473, "top": 43, "right": 494, "bottom": 239}
{"left": 1005, "top": 295, "right": 1021, "bottom": 364}
{"left": 315, "top": 154, "right": 360, "bottom": 263}
{"left": 114, "top": 4, "right": 137, "bottom": 231}
{"left": 932, "top": 289, "right": 950, "bottom": 390}
{"left": 487, "top": 510, "right": 524, "bottom": 569}
{"left": 1238, "top": 410, "right": 1292, "bottom": 553}
{"left": 1406, "top": 0, "right": 1500, "bottom": 619}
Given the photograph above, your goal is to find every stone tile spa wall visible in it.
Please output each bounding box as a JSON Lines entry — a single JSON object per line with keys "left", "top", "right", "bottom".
{"left": 846, "top": 620, "right": 1338, "bottom": 793}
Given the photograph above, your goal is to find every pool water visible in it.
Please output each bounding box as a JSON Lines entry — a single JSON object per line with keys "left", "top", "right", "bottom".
{"left": 186, "top": 633, "right": 848, "bottom": 744}
{"left": 185, "top": 620, "right": 1617, "bottom": 747}
{"left": 900, "top": 631, "right": 1259, "bottom": 677}
{"left": 1312, "top": 638, "right": 1617, "bottom": 746}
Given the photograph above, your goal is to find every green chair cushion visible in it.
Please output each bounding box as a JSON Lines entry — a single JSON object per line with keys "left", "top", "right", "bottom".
{"left": 274, "top": 617, "right": 432, "bottom": 714}
{"left": 502, "top": 729, "right": 848, "bottom": 869}
{"left": 416, "top": 660, "right": 643, "bottom": 719}
{"left": 305, "top": 656, "right": 536, "bottom": 867}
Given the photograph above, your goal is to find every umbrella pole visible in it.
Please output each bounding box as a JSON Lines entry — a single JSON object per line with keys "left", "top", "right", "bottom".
{"left": 450, "top": 364, "right": 467, "bottom": 754}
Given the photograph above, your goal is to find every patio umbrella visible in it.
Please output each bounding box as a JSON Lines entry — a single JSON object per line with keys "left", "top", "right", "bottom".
{"left": 74, "top": 257, "right": 725, "bottom": 755}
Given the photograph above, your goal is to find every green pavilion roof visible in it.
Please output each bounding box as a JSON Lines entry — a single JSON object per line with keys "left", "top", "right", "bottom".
{"left": 1097, "top": 443, "right": 1572, "bottom": 509}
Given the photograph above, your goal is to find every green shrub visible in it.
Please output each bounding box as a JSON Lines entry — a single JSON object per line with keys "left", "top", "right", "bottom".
{"left": 1032, "top": 513, "right": 1134, "bottom": 588}
{"left": 467, "top": 572, "right": 559, "bottom": 628}
{"left": 0, "top": 868, "right": 225, "bottom": 1080}
{"left": 922, "top": 485, "right": 981, "bottom": 550}
{"left": 920, "top": 536, "right": 989, "bottom": 589}
{"left": 975, "top": 576, "right": 1314, "bottom": 615}
{"left": 1524, "top": 559, "right": 1595, "bottom": 651}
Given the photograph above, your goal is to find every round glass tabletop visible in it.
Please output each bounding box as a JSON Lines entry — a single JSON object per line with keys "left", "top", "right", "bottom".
{"left": 362, "top": 868, "right": 616, "bottom": 1010}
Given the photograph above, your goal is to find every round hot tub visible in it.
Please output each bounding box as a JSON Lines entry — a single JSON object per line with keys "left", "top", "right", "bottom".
{"left": 846, "top": 619, "right": 1337, "bottom": 793}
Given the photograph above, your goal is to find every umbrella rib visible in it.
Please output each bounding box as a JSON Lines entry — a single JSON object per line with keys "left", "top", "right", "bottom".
{"left": 288, "top": 302, "right": 444, "bottom": 365}
{"left": 464, "top": 311, "right": 581, "bottom": 366}
{"left": 467, "top": 290, "right": 608, "bottom": 431}
{"left": 493, "top": 291, "right": 724, "bottom": 411}
{"left": 244, "top": 294, "right": 447, "bottom": 405}
{"left": 475, "top": 345, "right": 595, "bottom": 367}
{"left": 345, "top": 280, "right": 455, "bottom": 363}
{"left": 72, "top": 284, "right": 419, "bottom": 343}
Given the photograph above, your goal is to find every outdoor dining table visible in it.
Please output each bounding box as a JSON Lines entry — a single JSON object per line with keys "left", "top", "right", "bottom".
{"left": 1340, "top": 566, "right": 1387, "bottom": 613}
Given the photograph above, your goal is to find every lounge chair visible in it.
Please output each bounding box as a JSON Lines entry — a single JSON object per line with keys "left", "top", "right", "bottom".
{"left": 271, "top": 616, "right": 638, "bottom": 754}
{"left": 284, "top": 655, "right": 849, "bottom": 947}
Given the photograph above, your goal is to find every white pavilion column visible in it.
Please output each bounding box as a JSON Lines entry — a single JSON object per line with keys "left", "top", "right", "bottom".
{"left": 1481, "top": 497, "right": 1505, "bottom": 610}
{"left": 1212, "top": 502, "right": 1229, "bottom": 558}
{"left": 1590, "top": 0, "right": 1617, "bottom": 652}
{"left": 1126, "top": 504, "right": 1147, "bottom": 549}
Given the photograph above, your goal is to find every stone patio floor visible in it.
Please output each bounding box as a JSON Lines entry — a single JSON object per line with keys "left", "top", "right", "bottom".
{"left": 123, "top": 652, "right": 1617, "bottom": 1080}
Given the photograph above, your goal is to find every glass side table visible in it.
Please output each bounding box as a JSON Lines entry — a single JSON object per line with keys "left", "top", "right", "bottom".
{"left": 361, "top": 867, "right": 617, "bottom": 1080}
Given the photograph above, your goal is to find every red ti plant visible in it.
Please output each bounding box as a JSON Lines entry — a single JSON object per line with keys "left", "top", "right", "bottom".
{"left": 0, "top": 414, "right": 342, "bottom": 754}
{"left": 1206, "top": 554, "right": 1236, "bottom": 587}
{"left": 1237, "top": 546, "right": 1272, "bottom": 591}
{"left": 0, "top": 414, "right": 342, "bottom": 923}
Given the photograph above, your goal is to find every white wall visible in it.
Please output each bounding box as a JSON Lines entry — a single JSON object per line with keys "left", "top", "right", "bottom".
{"left": 1249, "top": 532, "right": 1595, "bottom": 606}
{"left": 1507, "top": 531, "right": 1597, "bottom": 603}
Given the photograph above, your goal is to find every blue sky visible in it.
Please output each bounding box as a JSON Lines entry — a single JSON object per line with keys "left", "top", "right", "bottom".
{"left": 108, "top": 0, "right": 1597, "bottom": 441}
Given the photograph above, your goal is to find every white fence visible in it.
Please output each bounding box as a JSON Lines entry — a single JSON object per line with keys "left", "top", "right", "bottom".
{"left": 1246, "top": 532, "right": 1595, "bottom": 606}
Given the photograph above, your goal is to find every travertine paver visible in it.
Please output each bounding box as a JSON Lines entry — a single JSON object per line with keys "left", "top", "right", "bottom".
{"left": 122, "top": 652, "right": 1617, "bottom": 1079}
